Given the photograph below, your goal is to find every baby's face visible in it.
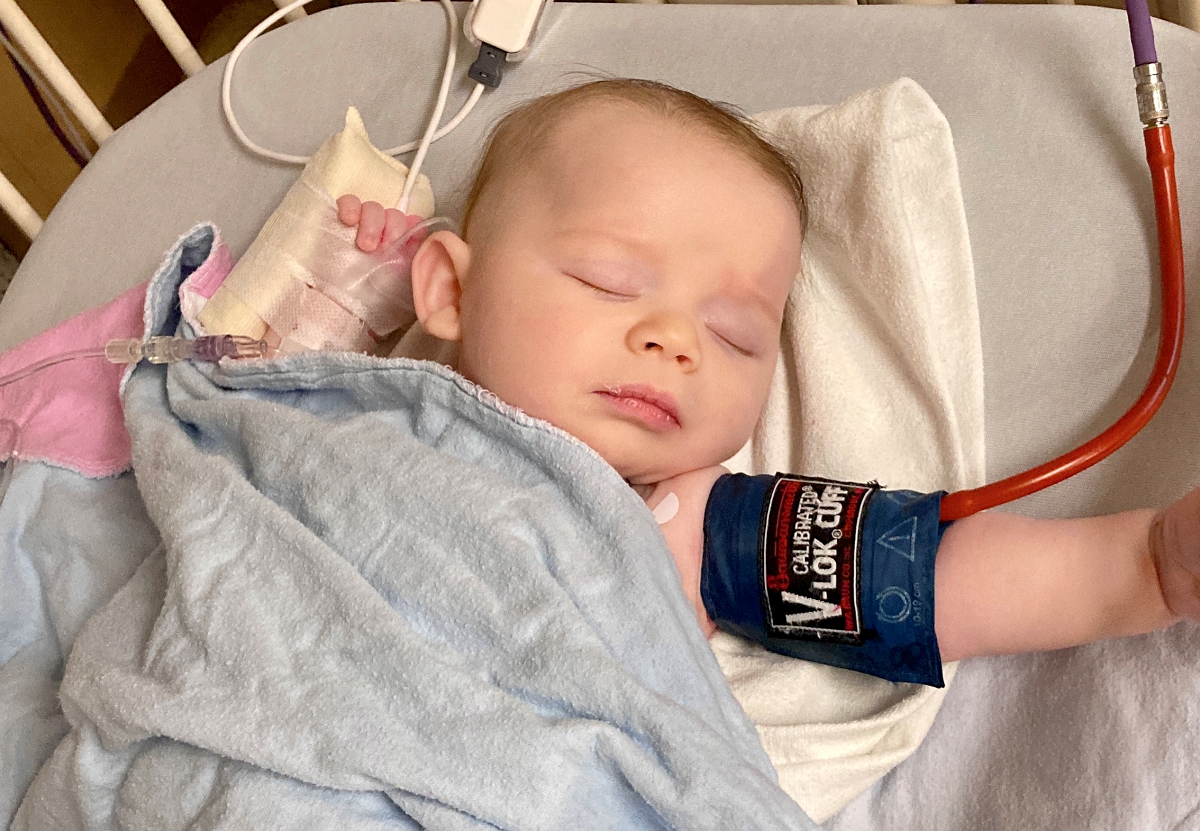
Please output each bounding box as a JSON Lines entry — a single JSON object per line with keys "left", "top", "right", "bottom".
{"left": 454, "top": 103, "right": 801, "bottom": 483}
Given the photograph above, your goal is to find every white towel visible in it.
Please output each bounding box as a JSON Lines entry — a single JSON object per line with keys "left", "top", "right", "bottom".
{"left": 719, "top": 78, "right": 986, "bottom": 822}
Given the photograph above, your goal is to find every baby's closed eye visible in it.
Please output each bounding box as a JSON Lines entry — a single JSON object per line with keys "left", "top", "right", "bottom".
{"left": 567, "top": 270, "right": 643, "bottom": 299}
{"left": 704, "top": 316, "right": 762, "bottom": 357}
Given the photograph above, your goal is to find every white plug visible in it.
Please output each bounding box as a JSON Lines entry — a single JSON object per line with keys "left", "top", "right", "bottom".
{"left": 464, "top": 0, "right": 550, "bottom": 60}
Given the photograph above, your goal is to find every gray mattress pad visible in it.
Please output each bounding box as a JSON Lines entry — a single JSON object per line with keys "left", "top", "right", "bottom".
{"left": 1, "top": 4, "right": 1198, "bottom": 828}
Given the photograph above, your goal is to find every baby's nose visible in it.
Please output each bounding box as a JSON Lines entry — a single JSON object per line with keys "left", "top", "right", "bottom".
{"left": 628, "top": 312, "right": 700, "bottom": 369}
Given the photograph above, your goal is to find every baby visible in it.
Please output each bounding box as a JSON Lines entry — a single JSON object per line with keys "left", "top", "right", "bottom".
{"left": 339, "top": 79, "right": 1200, "bottom": 667}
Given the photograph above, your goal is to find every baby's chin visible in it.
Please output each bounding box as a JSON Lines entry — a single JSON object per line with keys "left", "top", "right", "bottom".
{"left": 601, "top": 446, "right": 720, "bottom": 486}
{"left": 551, "top": 410, "right": 741, "bottom": 485}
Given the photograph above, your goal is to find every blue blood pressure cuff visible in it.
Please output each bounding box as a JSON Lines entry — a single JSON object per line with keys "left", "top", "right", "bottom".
{"left": 701, "top": 473, "right": 948, "bottom": 687}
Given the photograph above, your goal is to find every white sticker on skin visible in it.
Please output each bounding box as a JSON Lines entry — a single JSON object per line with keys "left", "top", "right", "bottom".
{"left": 652, "top": 492, "right": 680, "bottom": 525}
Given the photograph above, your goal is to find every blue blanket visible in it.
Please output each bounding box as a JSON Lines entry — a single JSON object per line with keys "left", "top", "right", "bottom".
{"left": 7, "top": 225, "right": 814, "bottom": 830}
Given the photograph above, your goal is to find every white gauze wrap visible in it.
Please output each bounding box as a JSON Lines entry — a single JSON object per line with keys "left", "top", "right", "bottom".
{"left": 191, "top": 108, "right": 435, "bottom": 354}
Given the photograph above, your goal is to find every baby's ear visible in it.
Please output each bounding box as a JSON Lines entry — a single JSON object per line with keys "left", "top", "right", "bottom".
{"left": 410, "top": 230, "right": 469, "bottom": 342}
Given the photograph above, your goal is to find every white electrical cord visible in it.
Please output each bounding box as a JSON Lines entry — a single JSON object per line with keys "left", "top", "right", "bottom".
{"left": 399, "top": 0, "right": 458, "bottom": 212}
{"left": 221, "top": 0, "right": 486, "bottom": 212}
{"left": 394, "top": 81, "right": 485, "bottom": 153}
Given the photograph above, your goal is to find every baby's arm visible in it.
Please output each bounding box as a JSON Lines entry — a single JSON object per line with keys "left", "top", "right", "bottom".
{"left": 643, "top": 467, "right": 726, "bottom": 638}
{"left": 645, "top": 469, "right": 1198, "bottom": 663}
{"left": 933, "top": 503, "right": 1184, "bottom": 662}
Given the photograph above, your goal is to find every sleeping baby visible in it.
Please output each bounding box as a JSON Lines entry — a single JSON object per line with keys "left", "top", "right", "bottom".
{"left": 340, "top": 79, "right": 1200, "bottom": 675}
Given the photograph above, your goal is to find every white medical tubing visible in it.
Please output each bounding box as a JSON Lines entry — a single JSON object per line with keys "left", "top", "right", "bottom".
{"left": 0, "top": 168, "right": 42, "bottom": 239}
{"left": 0, "top": 0, "right": 113, "bottom": 145}
{"left": 0, "top": 348, "right": 101, "bottom": 390}
{"left": 131, "top": 0, "right": 205, "bottom": 77}
{"left": 221, "top": 0, "right": 321, "bottom": 164}
{"left": 223, "top": 0, "right": 486, "bottom": 185}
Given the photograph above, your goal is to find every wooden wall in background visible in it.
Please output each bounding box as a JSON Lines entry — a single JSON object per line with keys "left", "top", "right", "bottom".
{"left": 1, "top": 0, "right": 176, "bottom": 255}
{"left": 0, "top": 0, "right": 1189, "bottom": 257}
{"left": 0, "top": 0, "right": 341, "bottom": 257}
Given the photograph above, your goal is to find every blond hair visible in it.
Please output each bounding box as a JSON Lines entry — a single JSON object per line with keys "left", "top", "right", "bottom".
{"left": 461, "top": 78, "right": 806, "bottom": 238}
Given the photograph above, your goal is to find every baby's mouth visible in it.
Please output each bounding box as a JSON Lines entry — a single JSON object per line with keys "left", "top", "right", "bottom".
{"left": 595, "top": 385, "right": 681, "bottom": 431}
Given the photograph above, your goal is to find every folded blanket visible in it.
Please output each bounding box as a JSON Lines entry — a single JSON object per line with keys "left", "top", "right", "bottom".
{"left": 719, "top": 79, "right": 985, "bottom": 822}
{"left": 14, "top": 225, "right": 816, "bottom": 830}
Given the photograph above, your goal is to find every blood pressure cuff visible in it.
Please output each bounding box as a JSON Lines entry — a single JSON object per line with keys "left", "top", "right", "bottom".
{"left": 700, "top": 473, "right": 948, "bottom": 687}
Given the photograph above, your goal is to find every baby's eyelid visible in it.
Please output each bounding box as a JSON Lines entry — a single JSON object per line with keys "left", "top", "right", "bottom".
{"left": 711, "top": 329, "right": 756, "bottom": 358}
{"left": 570, "top": 273, "right": 636, "bottom": 298}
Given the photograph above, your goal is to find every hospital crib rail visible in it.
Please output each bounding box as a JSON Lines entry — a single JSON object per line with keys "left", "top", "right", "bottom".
{"left": 0, "top": 0, "right": 308, "bottom": 242}
{"left": 0, "top": 0, "right": 1197, "bottom": 246}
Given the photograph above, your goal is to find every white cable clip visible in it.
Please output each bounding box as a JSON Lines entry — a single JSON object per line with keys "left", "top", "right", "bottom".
{"left": 464, "top": 0, "right": 552, "bottom": 60}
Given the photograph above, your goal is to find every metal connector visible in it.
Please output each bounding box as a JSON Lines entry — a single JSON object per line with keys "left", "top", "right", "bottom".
{"left": 1134, "top": 62, "right": 1169, "bottom": 128}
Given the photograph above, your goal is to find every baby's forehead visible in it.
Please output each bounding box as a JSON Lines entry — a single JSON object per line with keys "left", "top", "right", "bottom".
{"left": 518, "top": 105, "right": 792, "bottom": 225}
{"left": 535, "top": 100, "right": 737, "bottom": 171}
{"left": 467, "top": 92, "right": 803, "bottom": 299}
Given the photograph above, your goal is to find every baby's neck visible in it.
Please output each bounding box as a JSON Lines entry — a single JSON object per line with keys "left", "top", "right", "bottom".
{"left": 626, "top": 480, "right": 656, "bottom": 500}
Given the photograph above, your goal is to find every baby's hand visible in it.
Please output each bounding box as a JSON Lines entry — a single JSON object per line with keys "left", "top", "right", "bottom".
{"left": 336, "top": 194, "right": 416, "bottom": 253}
{"left": 640, "top": 465, "right": 728, "bottom": 638}
{"left": 1152, "top": 486, "right": 1200, "bottom": 621}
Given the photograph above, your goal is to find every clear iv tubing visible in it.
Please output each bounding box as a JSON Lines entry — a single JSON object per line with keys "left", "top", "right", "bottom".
{"left": 940, "top": 0, "right": 1185, "bottom": 520}
{"left": 0, "top": 348, "right": 110, "bottom": 390}
{"left": 0, "top": 336, "right": 270, "bottom": 391}
{"left": 221, "top": 0, "right": 486, "bottom": 213}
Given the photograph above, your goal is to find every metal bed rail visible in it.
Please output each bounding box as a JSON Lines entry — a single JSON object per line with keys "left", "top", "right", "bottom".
{"left": 0, "top": 0, "right": 303, "bottom": 242}
{"left": 1, "top": 0, "right": 1198, "bottom": 243}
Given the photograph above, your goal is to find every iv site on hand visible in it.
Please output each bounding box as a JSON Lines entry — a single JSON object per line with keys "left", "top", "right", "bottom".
{"left": 239, "top": 210, "right": 453, "bottom": 356}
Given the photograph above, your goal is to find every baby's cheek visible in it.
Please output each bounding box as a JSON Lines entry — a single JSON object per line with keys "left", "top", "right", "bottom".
{"left": 710, "top": 373, "right": 770, "bottom": 447}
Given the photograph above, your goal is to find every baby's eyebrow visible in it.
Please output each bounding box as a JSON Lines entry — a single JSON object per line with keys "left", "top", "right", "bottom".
{"left": 555, "top": 228, "right": 653, "bottom": 259}
{"left": 554, "top": 231, "right": 659, "bottom": 277}
{"left": 711, "top": 285, "right": 780, "bottom": 322}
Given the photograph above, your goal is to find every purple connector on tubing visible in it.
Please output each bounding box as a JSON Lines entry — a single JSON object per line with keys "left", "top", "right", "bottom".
{"left": 1126, "top": 0, "right": 1158, "bottom": 65}
{"left": 190, "top": 335, "right": 268, "bottom": 362}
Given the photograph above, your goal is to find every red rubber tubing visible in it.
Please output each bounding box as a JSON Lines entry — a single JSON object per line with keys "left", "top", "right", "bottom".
{"left": 941, "top": 125, "right": 1186, "bottom": 521}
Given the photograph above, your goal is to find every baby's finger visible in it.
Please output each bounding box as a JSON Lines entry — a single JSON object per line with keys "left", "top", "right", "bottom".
{"left": 381, "top": 208, "right": 409, "bottom": 248}
{"left": 1155, "top": 487, "right": 1200, "bottom": 621}
{"left": 356, "top": 201, "right": 387, "bottom": 252}
{"left": 336, "top": 194, "right": 362, "bottom": 227}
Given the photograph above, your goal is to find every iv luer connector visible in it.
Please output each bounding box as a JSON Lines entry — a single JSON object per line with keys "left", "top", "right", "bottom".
{"left": 104, "top": 335, "right": 269, "bottom": 364}
{"left": 1134, "top": 62, "right": 1169, "bottom": 128}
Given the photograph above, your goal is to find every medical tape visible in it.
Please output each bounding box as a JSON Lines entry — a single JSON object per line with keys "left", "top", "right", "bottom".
{"left": 263, "top": 277, "right": 374, "bottom": 354}
{"left": 221, "top": 182, "right": 421, "bottom": 346}
{"left": 196, "top": 287, "right": 268, "bottom": 340}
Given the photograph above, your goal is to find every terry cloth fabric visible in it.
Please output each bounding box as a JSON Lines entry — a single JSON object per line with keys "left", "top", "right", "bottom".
{"left": 0, "top": 281, "right": 145, "bottom": 477}
{"left": 13, "top": 224, "right": 817, "bottom": 831}
{"left": 716, "top": 78, "right": 986, "bottom": 822}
